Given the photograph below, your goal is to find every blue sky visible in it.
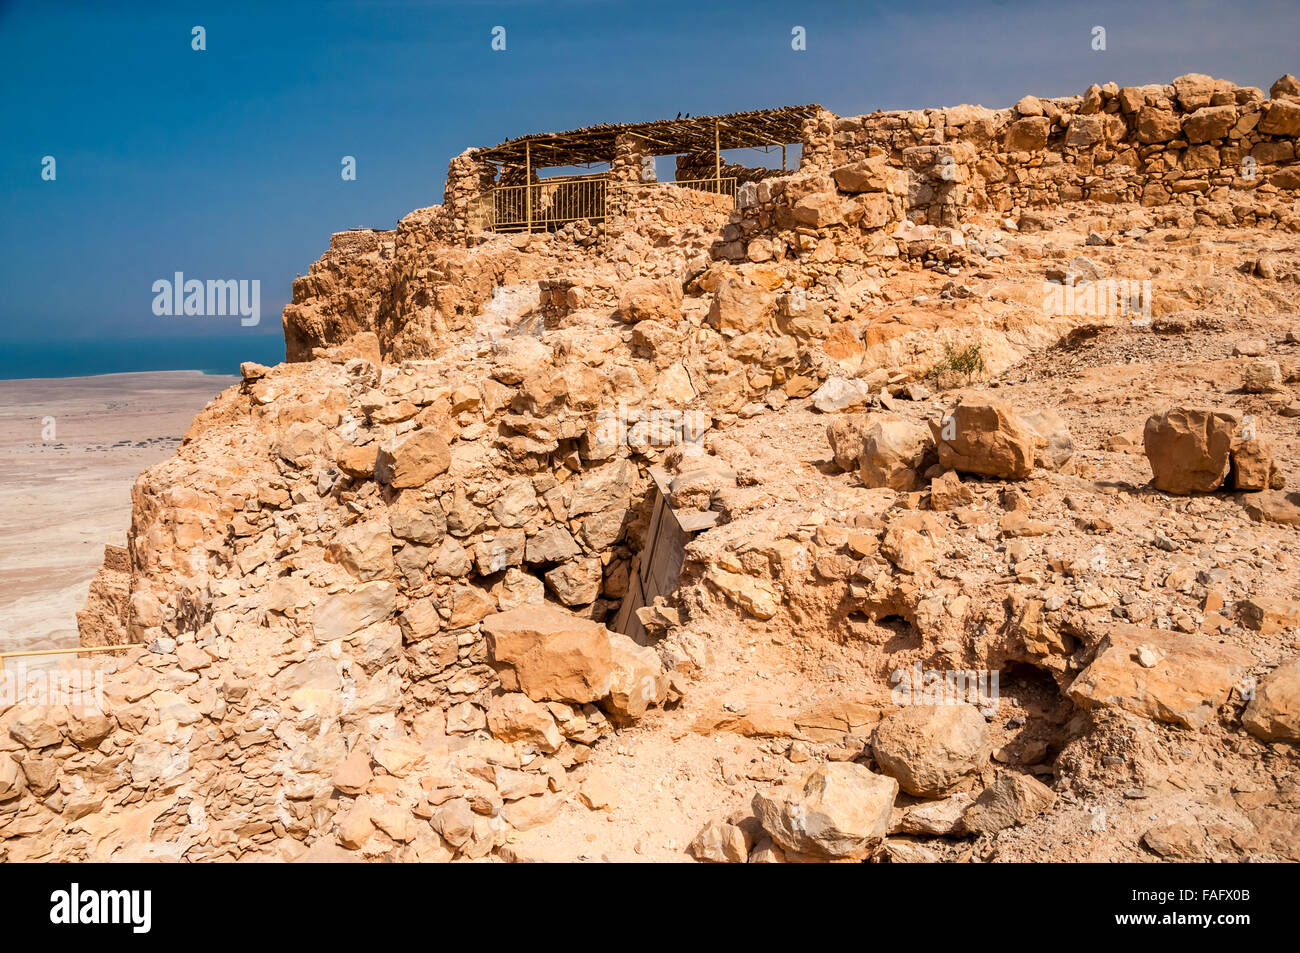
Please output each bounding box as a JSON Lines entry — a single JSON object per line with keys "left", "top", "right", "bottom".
{"left": 1, "top": 0, "right": 1297, "bottom": 363}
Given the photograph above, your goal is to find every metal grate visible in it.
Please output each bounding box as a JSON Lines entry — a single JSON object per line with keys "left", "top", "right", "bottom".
{"left": 476, "top": 176, "right": 737, "bottom": 234}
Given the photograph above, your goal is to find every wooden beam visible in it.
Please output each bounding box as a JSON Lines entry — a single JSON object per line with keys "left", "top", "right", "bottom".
{"left": 714, "top": 119, "right": 720, "bottom": 183}
{"left": 475, "top": 105, "right": 822, "bottom": 171}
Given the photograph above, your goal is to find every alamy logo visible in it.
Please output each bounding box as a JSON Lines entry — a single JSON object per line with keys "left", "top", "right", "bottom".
{"left": 0, "top": 661, "right": 104, "bottom": 710}
{"left": 592, "top": 402, "right": 709, "bottom": 452}
{"left": 49, "top": 883, "right": 151, "bottom": 934}
{"left": 152, "top": 272, "right": 260, "bottom": 326}
{"left": 890, "top": 663, "right": 999, "bottom": 716}
{"left": 1042, "top": 279, "right": 1150, "bottom": 320}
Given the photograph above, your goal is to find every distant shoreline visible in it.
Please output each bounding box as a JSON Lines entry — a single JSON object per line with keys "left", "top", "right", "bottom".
{"left": 0, "top": 334, "right": 284, "bottom": 382}
{"left": 0, "top": 368, "right": 242, "bottom": 385}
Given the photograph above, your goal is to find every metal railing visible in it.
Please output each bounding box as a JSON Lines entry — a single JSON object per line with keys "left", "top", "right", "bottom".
{"left": 477, "top": 174, "right": 608, "bottom": 234}
{"left": 475, "top": 176, "right": 737, "bottom": 234}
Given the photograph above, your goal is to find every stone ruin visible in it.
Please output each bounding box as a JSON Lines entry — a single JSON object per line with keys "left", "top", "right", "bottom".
{"left": 3, "top": 72, "right": 1300, "bottom": 863}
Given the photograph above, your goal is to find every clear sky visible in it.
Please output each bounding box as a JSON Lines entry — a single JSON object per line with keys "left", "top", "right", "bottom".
{"left": 2, "top": 0, "right": 1297, "bottom": 363}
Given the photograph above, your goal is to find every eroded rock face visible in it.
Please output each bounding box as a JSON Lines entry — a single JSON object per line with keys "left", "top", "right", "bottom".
{"left": 76, "top": 544, "right": 132, "bottom": 648}
{"left": 752, "top": 763, "right": 897, "bottom": 859}
{"left": 871, "top": 704, "right": 990, "bottom": 797}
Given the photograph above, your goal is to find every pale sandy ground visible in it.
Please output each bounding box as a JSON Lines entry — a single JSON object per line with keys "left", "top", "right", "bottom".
{"left": 0, "top": 371, "right": 236, "bottom": 656}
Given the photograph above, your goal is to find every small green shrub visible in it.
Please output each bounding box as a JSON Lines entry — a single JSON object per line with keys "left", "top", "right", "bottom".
{"left": 928, "top": 342, "right": 985, "bottom": 388}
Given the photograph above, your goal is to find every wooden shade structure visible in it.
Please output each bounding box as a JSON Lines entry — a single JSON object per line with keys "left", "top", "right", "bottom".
{"left": 476, "top": 104, "right": 821, "bottom": 169}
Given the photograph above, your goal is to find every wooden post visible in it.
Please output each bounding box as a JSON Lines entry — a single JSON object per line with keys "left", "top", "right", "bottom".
{"left": 714, "top": 120, "right": 721, "bottom": 189}
{"left": 782, "top": 144, "right": 787, "bottom": 171}
{"left": 525, "top": 140, "right": 532, "bottom": 234}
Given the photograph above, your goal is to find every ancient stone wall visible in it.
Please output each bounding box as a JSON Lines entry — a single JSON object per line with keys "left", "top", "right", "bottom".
{"left": 413, "top": 74, "right": 1300, "bottom": 259}
{"left": 610, "top": 133, "right": 651, "bottom": 183}
{"left": 282, "top": 73, "right": 1300, "bottom": 364}
{"left": 438, "top": 150, "right": 496, "bottom": 244}
{"left": 609, "top": 182, "right": 733, "bottom": 233}
{"left": 711, "top": 156, "right": 909, "bottom": 265}
{"left": 832, "top": 73, "right": 1300, "bottom": 225}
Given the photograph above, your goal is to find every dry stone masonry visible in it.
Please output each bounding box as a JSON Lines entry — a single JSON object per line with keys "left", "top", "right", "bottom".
{"left": 3, "top": 73, "right": 1300, "bottom": 863}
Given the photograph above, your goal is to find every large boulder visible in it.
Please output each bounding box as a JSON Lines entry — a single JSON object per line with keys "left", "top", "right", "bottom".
{"left": 1230, "top": 435, "right": 1282, "bottom": 491}
{"left": 1021, "top": 408, "right": 1074, "bottom": 471}
{"left": 1258, "top": 98, "right": 1300, "bottom": 136}
{"left": 617, "top": 277, "right": 682, "bottom": 324}
{"left": 327, "top": 521, "right": 395, "bottom": 581}
{"left": 831, "top": 155, "right": 903, "bottom": 194}
{"left": 751, "top": 763, "right": 897, "bottom": 859}
{"left": 688, "top": 820, "right": 750, "bottom": 863}
{"left": 879, "top": 525, "right": 934, "bottom": 574}
{"left": 568, "top": 458, "right": 637, "bottom": 517}
{"left": 1241, "top": 359, "right": 1282, "bottom": 394}
{"left": 486, "top": 692, "right": 563, "bottom": 752}
{"left": 1067, "top": 625, "right": 1254, "bottom": 728}
{"left": 706, "top": 279, "right": 773, "bottom": 334}
{"left": 825, "top": 415, "right": 871, "bottom": 472}
{"left": 932, "top": 397, "right": 1039, "bottom": 479}
{"left": 543, "top": 557, "right": 602, "bottom": 607}
{"left": 791, "top": 192, "right": 848, "bottom": 228}
{"left": 812, "top": 377, "right": 873, "bottom": 413}
{"left": 375, "top": 429, "right": 451, "bottom": 488}
{"left": 1183, "top": 104, "right": 1237, "bottom": 143}
{"left": 1143, "top": 408, "right": 1236, "bottom": 494}
{"left": 1172, "top": 73, "right": 1216, "bottom": 111}
{"left": 961, "top": 773, "right": 1056, "bottom": 834}
{"left": 1242, "top": 656, "right": 1300, "bottom": 742}
{"left": 871, "top": 704, "right": 990, "bottom": 797}
{"left": 1270, "top": 74, "right": 1300, "bottom": 100}
{"left": 1135, "top": 106, "right": 1181, "bottom": 143}
{"left": 1065, "top": 114, "right": 1107, "bottom": 148}
{"left": 1003, "top": 116, "right": 1050, "bottom": 151}
{"left": 482, "top": 604, "right": 667, "bottom": 720}
{"left": 860, "top": 417, "right": 935, "bottom": 490}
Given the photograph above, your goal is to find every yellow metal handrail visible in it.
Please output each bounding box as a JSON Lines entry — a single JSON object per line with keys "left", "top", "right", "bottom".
{"left": 475, "top": 176, "right": 738, "bottom": 235}
{"left": 0, "top": 642, "right": 145, "bottom": 674}
{"left": 479, "top": 176, "right": 609, "bottom": 234}
{"left": 609, "top": 176, "right": 738, "bottom": 199}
